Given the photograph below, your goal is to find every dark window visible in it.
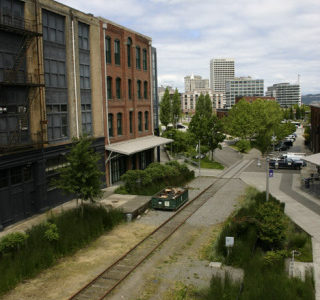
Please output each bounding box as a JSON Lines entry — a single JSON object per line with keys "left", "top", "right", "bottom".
{"left": 107, "top": 76, "right": 112, "bottom": 99}
{"left": 145, "top": 111, "right": 149, "bottom": 130}
{"left": 78, "top": 22, "right": 89, "bottom": 50}
{"left": 116, "top": 77, "right": 121, "bottom": 99}
{"left": 23, "top": 165, "right": 32, "bottom": 181}
{"left": 117, "top": 113, "right": 122, "bottom": 135}
{"left": 137, "top": 80, "right": 141, "bottom": 99}
{"left": 127, "top": 37, "right": 132, "bottom": 67}
{"left": 108, "top": 113, "right": 113, "bottom": 137}
{"left": 11, "top": 166, "right": 22, "bottom": 185}
{"left": 114, "top": 39, "right": 120, "bottom": 65}
{"left": 129, "top": 111, "right": 133, "bottom": 134}
{"left": 143, "top": 48, "right": 147, "bottom": 70}
{"left": 138, "top": 111, "right": 142, "bottom": 132}
{"left": 144, "top": 81, "right": 148, "bottom": 99}
{"left": 0, "top": 169, "right": 8, "bottom": 188}
{"left": 46, "top": 104, "right": 68, "bottom": 141}
{"left": 42, "top": 10, "right": 65, "bottom": 44}
{"left": 106, "top": 36, "right": 111, "bottom": 63}
{"left": 136, "top": 46, "right": 141, "bottom": 69}
{"left": 128, "top": 79, "right": 132, "bottom": 99}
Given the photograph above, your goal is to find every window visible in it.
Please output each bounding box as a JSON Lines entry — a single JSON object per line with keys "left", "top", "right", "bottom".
{"left": 144, "top": 111, "right": 149, "bottom": 130}
{"left": 136, "top": 46, "right": 141, "bottom": 69}
{"left": 129, "top": 111, "right": 133, "bottom": 133}
{"left": 138, "top": 112, "right": 142, "bottom": 131}
{"left": 11, "top": 166, "right": 22, "bottom": 185}
{"left": 117, "top": 113, "right": 122, "bottom": 135}
{"left": 143, "top": 48, "right": 147, "bottom": 70}
{"left": 127, "top": 37, "right": 132, "bottom": 67}
{"left": 128, "top": 79, "right": 132, "bottom": 99}
{"left": 46, "top": 104, "right": 68, "bottom": 141}
{"left": 108, "top": 113, "right": 113, "bottom": 137}
{"left": 116, "top": 77, "right": 121, "bottom": 99}
{"left": 114, "top": 39, "right": 120, "bottom": 65}
{"left": 106, "top": 36, "right": 111, "bottom": 63}
{"left": 144, "top": 81, "right": 148, "bottom": 99}
{"left": 0, "top": 169, "right": 8, "bottom": 188}
{"left": 42, "top": 10, "right": 65, "bottom": 44}
{"left": 78, "top": 22, "right": 89, "bottom": 50}
{"left": 107, "top": 76, "right": 112, "bottom": 99}
{"left": 137, "top": 80, "right": 141, "bottom": 99}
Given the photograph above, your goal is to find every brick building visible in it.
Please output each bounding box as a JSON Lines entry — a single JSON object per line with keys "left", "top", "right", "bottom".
{"left": 310, "top": 103, "right": 320, "bottom": 153}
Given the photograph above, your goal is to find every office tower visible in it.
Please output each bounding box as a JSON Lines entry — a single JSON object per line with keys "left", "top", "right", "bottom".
{"left": 184, "top": 75, "right": 209, "bottom": 92}
{"left": 266, "top": 83, "right": 301, "bottom": 107}
{"left": 225, "top": 77, "right": 264, "bottom": 108}
{"left": 210, "top": 58, "right": 235, "bottom": 94}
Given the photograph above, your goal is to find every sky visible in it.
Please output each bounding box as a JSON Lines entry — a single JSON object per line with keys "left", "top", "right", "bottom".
{"left": 60, "top": 0, "right": 320, "bottom": 95}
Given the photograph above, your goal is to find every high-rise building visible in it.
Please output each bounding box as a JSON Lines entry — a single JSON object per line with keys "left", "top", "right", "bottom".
{"left": 210, "top": 58, "right": 235, "bottom": 94}
{"left": 266, "top": 83, "right": 301, "bottom": 107}
{"left": 181, "top": 90, "right": 215, "bottom": 117}
{"left": 225, "top": 77, "right": 264, "bottom": 108}
{"left": 184, "top": 75, "right": 209, "bottom": 92}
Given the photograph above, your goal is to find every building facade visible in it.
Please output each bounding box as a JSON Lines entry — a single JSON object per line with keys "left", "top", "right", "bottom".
{"left": 210, "top": 58, "right": 234, "bottom": 101}
{"left": 266, "top": 83, "right": 301, "bottom": 107}
{"left": 100, "top": 19, "right": 170, "bottom": 186}
{"left": 181, "top": 90, "right": 214, "bottom": 117}
{"left": 310, "top": 103, "right": 320, "bottom": 153}
{"left": 0, "top": 0, "right": 106, "bottom": 229}
{"left": 184, "top": 75, "right": 209, "bottom": 92}
{"left": 225, "top": 77, "right": 264, "bottom": 108}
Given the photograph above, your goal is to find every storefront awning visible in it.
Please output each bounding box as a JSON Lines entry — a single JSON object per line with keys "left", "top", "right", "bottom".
{"left": 105, "top": 135, "right": 173, "bottom": 156}
{"left": 303, "top": 153, "right": 320, "bottom": 166}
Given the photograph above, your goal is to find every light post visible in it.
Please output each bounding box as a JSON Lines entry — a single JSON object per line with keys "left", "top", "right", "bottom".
{"left": 198, "top": 139, "right": 201, "bottom": 176}
{"left": 266, "top": 156, "right": 269, "bottom": 202}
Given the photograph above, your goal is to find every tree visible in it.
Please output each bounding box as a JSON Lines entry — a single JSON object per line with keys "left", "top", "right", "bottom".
{"left": 206, "top": 115, "right": 225, "bottom": 159}
{"left": 301, "top": 105, "right": 306, "bottom": 119}
{"left": 160, "top": 88, "right": 171, "bottom": 127}
{"left": 223, "top": 99, "right": 255, "bottom": 140}
{"left": 171, "top": 89, "right": 181, "bottom": 127}
{"left": 289, "top": 106, "right": 294, "bottom": 120}
{"left": 54, "top": 136, "right": 103, "bottom": 208}
{"left": 295, "top": 105, "right": 301, "bottom": 120}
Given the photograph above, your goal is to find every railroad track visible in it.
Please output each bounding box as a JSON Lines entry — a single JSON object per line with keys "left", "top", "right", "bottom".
{"left": 68, "top": 159, "right": 253, "bottom": 300}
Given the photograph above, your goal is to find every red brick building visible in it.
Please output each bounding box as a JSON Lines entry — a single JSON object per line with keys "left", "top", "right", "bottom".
{"left": 99, "top": 19, "right": 171, "bottom": 185}
{"left": 310, "top": 103, "right": 320, "bottom": 153}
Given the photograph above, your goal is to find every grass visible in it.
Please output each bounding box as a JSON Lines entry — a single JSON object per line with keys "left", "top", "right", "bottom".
{"left": 200, "top": 157, "right": 224, "bottom": 169}
{"left": 0, "top": 205, "right": 123, "bottom": 296}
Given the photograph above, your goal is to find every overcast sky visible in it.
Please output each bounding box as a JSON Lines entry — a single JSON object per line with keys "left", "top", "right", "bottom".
{"left": 60, "top": 0, "right": 320, "bottom": 95}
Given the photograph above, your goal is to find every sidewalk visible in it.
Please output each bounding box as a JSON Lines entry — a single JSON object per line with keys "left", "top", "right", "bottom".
{"left": 241, "top": 170, "right": 320, "bottom": 300}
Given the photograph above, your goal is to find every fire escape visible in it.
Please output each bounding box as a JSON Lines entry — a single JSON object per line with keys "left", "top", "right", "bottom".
{"left": 0, "top": 2, "right": 45, "bottom": 153}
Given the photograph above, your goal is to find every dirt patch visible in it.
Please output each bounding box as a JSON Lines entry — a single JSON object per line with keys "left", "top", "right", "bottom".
{"left": 1, "top": 222, "right": 156, "bottom": 300}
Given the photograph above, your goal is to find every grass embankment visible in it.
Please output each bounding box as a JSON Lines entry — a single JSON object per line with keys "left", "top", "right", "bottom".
{"left": 171, "top": 187, "right": 314, "bottom": 300}
{"left": 0, "top": 205, "right": 123, "bottom": 295}
{"left": 115, "top": 161, "right": 195, "bottom": 196}
{"left": 200, "top": 157, "right": 224, "bottom": 169}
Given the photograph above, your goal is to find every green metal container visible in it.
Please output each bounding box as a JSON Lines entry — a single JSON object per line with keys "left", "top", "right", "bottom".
{"left": 151, "top": 187, "right": 189, "bottom": 211}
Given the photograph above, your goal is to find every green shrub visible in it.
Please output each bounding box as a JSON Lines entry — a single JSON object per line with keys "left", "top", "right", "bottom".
{"left": 0, "top": 232, "right": 28, "bottom": 254}
{"left": 236, "top": 139, "right": 251, "bottom": 153}
{"left": 264, "top": 250, "right": 288, "bottom": 266}
{"left": 44, "top": 223, "right": 59, "bottom": 242}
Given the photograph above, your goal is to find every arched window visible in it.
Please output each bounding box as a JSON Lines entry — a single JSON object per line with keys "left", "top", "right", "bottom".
{"left": 117, "top": 112, "right": 122, "bottom": 135}
{"left": 137, "top": 80, "right": 141, "bottom": 99}
{"left": 116, "top": 77, "right": 121, "bottom": 99}
{"left": 136, "top": 46, "right": 141, "bottom": 69}
{"left": 144, "top": 81, "right": 148, "bottom": 99}
{"left": 105, "top": 36, "right": 111, "bottom": 64}
{"left": 108, "top": 113, "right": 113, "bottom": 137}
{"left": 144, "top": 111, "right": 149, "bottom": 130}
{"left": 138, "top": 111, "right": 142, "bottom": 132}
{"left": 127, "top": 37, "right": 132, "bottom": 67}
{"left": 143, "top": 48, "right": 147, "bottom": 70}
{"left": 107, "top": 76, "right": 112, "bottom": 99}
{"left": 114, "top": 39, "right": 120, "bottom": 65}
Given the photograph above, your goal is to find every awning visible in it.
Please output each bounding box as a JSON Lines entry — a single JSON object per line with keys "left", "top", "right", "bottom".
{"left": 105, "top": 135, "right": 173, "bottom": 156}
{"left": 303, "top": 153, "right": 320, "bottom": 166}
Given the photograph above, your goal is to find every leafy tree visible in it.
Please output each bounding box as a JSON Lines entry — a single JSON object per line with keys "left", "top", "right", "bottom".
{"left": 223, "top": 99, "right": 255, "bottom": 140}
{"left": 54, "top": 136, "right": 103, "bottom": 208}
{"left": 301, "top": 105, "right": 306, "bottom": 119}
{"left": 295, "top": 105, "right": 301, "bottom": 120}
{"left": 162, "top": 129, "right": 194, "bottom": 154}
{"left": 206, "top": 115, "right": 225, "bottom": 159}
{"left": 171, "top": 89, "right": 181, "bottom": 127}
{"left": 289, "top": 106, "right": 294, "bottom": 120}
{"left": 160, "top": 88, "right": 171, "bottom": 127}
{"left": 195, "top": 93, "right": 212, "bottom": 119}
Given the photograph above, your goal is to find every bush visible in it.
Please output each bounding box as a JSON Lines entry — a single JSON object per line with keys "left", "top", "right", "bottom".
{"left": 0, "top": 232, "right": 28, "bottom": 254}
{"left": 236, "top": 139, "right": 251, "bottom": 153}
{"left": 0, "top": 205, "right": 123, "bottom": 295}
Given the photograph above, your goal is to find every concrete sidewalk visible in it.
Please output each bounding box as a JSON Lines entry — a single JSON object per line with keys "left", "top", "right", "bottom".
{"left": 241, "top": 170, "right": 320, "bottom": 300}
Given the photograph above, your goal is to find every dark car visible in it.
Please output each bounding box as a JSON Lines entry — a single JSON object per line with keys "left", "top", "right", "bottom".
{"left": 274, "top": 142, "right": 289, "bottom": 151}
{"left": 269, "top": 158, "right": 303, "bottom": 170}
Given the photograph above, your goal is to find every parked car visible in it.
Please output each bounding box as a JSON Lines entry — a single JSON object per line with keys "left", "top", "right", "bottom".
{"left": 283, "top": 139, "right": 293, "bottom": 147}
{"left": 269, "top": 158, "right": 303, "bottom": 170}
{"left": 274, "top": 142, "right": 289, "bottom": 151}
{"left": 280, "top": 153, "right": 307, "bottom": 167}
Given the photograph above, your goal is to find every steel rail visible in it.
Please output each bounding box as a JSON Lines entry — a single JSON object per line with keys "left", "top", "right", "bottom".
{"left": 68, "top": 159, "right": 253, "bottom": 300}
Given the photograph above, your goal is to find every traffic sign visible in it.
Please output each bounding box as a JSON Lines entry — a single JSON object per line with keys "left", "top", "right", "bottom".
{"left": 269, "top": 169, "right": 274, "bottom": 177}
